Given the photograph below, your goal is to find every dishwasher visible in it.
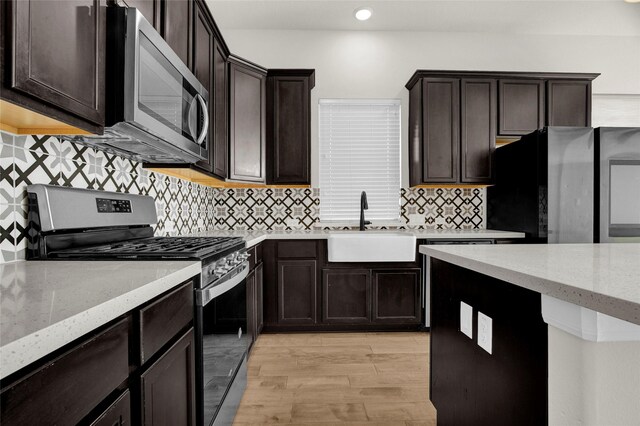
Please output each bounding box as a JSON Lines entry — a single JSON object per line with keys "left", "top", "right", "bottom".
{"left": 421, "top": 239, "right": 494, "bottom": 328}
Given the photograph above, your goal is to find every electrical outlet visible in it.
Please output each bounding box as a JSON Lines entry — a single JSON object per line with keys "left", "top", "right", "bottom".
{"left": 460, "top": 301, "right": 473, "bottom": 339}
{"left": 478, "top": 312, "right": 493, "bottom": 354}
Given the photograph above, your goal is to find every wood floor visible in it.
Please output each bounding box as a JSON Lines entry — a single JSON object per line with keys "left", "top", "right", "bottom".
{"left": 233, "top": 332, "right": 436, "bottom": 425}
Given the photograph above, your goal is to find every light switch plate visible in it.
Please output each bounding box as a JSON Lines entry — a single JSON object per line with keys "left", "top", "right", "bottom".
{"left": 460, "top": 301, "right": 473, "bottom": 339}
{"left": 478, "top": 312, "right": 493, "bottom": 354}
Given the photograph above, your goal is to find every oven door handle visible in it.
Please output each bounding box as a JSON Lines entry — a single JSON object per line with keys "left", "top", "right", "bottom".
{"left": 196, "top": 263, "right": 249, "bottom": 307}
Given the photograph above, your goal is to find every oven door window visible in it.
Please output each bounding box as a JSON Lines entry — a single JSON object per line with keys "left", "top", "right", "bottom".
{"left": 609, "top": 159, "right": 640, "bottom": 237}
{"left": 201, "top": 281, "right": 249, "bottom": 424}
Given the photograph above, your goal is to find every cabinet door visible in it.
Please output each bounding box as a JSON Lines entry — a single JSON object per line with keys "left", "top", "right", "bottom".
{"left": 10, "top": 0, "right": 105, "bottom": 125}
{"left": 90, "top": 390, "right": 131, "bottom": 426}
{"left": 277, "top": 260, "right": 317, "bottom": 324}
{"left": 246, "top": 268, "right": 256, "bottom": 350}
{"left": 212, "top": 39, "right": 228, "bottom": 179}
{"left": 372, "top": 269, "right": 421, "bottom": 324}
{"left": 322, "top": 269, "right": 371, "bottom": 324}
{"left": 140, "top": 328, "right": 196, "bottom": 426}
{"left": 193, "top": 0, "right": 214, "bottom": 173}
{"left": 229, "top": 62, "right": 266, "bottom": 182}
{"left": 124, "top": 0, "right": 160, "bottom": 30}
{"left": 422, "top": 78, "right": 460, "bottom": 183}
{"left": 162, "top": 0, "right": 192, "bottom": 68}
{"left": 267, "top": 75, "right": 311, "bottom": 184}
{"left": 461, "top": 79, "right": 496, "bottom": 183}
{"left": 547, "top": 80, "right": 592, "bottom": 127}
{"left": 498, "top": 79, "right": 544, "bottom": 136}
{"left": 256, "top": 262, "right": 264, "bottom": 334}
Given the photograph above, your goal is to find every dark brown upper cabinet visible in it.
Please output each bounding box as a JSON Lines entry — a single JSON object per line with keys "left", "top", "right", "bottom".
{"left": 1, "top": 0, "right": 106, "bottom": 134}
{"left": 266, "top": 69, "right": 315, "bottom": 185}
{"left": 161, "top": 0, "right": 192, "bottom": 70}
{"left": 417, "top": 77, "right": 460, "bottom": 184}
{"left": 461, "top": 79, "right": 496, "bottom": 183}
{"left": 409, "top": 77, "right": 492, "bottom": 185}
{"left": 498, "top": 79, "right": 544, "bottom": 136}
{"left": 406, "top": 71, "right": 598, "bottom": 186}
{"left": 123, "top": 0, "right": 161, "bottom": 30}
{"left": 547, "top": 80, "right": 592, "bottom": 127}
{"left": 229, "top": 56, "right": 267, "bottom": 183}
{"left": 212, "top": 38, "right": 228, "bottom": 179}
{"left": 192, "top": 0, "right": 215, "bottom": 173}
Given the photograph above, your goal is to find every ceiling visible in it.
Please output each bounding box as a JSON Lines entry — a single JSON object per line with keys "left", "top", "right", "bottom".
{"left": 204, "top": 0, "right": 640, "bottom": 37}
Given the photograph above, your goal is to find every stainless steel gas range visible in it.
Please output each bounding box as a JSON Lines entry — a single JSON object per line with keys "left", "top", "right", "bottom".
{"left": 26, "top": 184, "right": 249, "bottom": 426}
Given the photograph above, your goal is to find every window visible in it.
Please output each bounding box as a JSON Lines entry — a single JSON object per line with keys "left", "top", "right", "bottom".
{"left": 319, "top": 99, "right": 401, "bottom": 222}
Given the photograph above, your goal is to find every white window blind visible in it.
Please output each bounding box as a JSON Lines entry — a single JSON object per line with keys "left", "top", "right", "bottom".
{"left": 319, "top": 99, "right": 401, "bottom": 222}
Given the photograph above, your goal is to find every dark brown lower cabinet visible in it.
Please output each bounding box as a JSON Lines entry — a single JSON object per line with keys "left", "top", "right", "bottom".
{"left": 322, "top": 269, "right": 371, "bottom": 324}
{"left": 246, "top": 267, "right": 257, "bottom": 349}
{"left": 246, "top": 243, "right": 264, "bottom": 353}
{"left": 372, "top": 269, "right": 421, "bottom": 324}
{"left": 256, "top": 262, "right": 264, "bottom": 334}
{"left": 277, "top": 259, "right": 317, "bottom": 324}
{"left": 90, "top": 390, "right": 131, "bottom": 426}
{"left": 0, "top": 318, "right": 130, "bottom": 426}
{"left": 0, "top": 280, "right": 196, "bottom": 426}
{"left": 140, "top": 328, "right": 196, "bottom": 426}
{"left": 263, "top": 240, "right": 422, "bottom": 331}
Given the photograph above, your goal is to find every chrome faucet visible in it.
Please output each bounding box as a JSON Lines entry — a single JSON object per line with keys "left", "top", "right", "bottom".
{"left": 360, "top": 191, "right": 371, "bottom": 231}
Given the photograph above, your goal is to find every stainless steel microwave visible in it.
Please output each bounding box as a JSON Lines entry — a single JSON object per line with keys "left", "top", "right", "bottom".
{"left": 68, "top": 7, "right": 209, "bottom": 163}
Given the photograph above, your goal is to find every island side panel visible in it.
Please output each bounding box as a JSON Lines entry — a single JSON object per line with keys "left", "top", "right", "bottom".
{"left": 430, "top": 259, "right": 548, "bottom": 425}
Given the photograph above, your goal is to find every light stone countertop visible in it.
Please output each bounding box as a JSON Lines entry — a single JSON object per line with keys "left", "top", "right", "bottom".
{"left": 192, "top": 229, "right": 525, "bottom": 248}
{"left": 420, "top": 243, "right": 640, "bottom": 326}
{"left": 0, "top": 260, "right": 201, "bottom": 379}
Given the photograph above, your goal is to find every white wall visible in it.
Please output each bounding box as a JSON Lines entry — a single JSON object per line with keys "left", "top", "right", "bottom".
{"left": 222, "top": 29, "right": 640, "bottom": 186}
{"left": 548, "top": 326, "right": 640, "bottom": 425}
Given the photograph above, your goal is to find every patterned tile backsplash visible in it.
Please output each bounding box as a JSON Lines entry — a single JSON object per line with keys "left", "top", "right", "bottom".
{"left": 0, "top": 131, "right": 485, "bottom": 263}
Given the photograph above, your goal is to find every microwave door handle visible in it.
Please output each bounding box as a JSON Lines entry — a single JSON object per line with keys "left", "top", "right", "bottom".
{"left": 187, "top": 95, "right": 198, "bottom": 141}
{"left": 195, "top": 94, "right": 209, "bottom": 147}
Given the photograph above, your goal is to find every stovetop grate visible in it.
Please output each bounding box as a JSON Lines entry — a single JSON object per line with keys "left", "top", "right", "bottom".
{"left": 49, "top": 236, "right": 245, "bottom": 259}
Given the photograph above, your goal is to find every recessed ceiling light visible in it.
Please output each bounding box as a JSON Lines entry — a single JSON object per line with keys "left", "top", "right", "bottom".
{"left": 354, "top": 7, "right": 373, "bottom": 21}
{"left": 624, "top": 0, "right": 640, "bottom": 3}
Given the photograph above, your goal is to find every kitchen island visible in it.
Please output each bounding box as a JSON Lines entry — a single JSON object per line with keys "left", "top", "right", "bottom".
{"left": 420, "top": 243, "right": 640, "bottom": 426}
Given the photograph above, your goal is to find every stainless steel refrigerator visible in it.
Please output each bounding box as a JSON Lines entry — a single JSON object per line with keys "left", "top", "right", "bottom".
{"left": 487, "top": 127, "right": 640, "bottom": 243}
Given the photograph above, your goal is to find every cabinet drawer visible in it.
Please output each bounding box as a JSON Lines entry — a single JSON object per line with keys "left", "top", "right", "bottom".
{"left": 90, "top": 390, "right": 131, "bottom": 426}
{"left": 277, "top": 241, "right": 317, "bottom": 258}
{"left": 139, "top": 281, "right": 193, "bottom": 364}
{"left": 1, "top": 318, "right": 130, "bottom": 426}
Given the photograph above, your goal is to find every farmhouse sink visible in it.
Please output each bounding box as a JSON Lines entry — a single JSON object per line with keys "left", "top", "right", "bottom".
{"left": 327, "top": 232, "right": 417, "bottom": 262}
